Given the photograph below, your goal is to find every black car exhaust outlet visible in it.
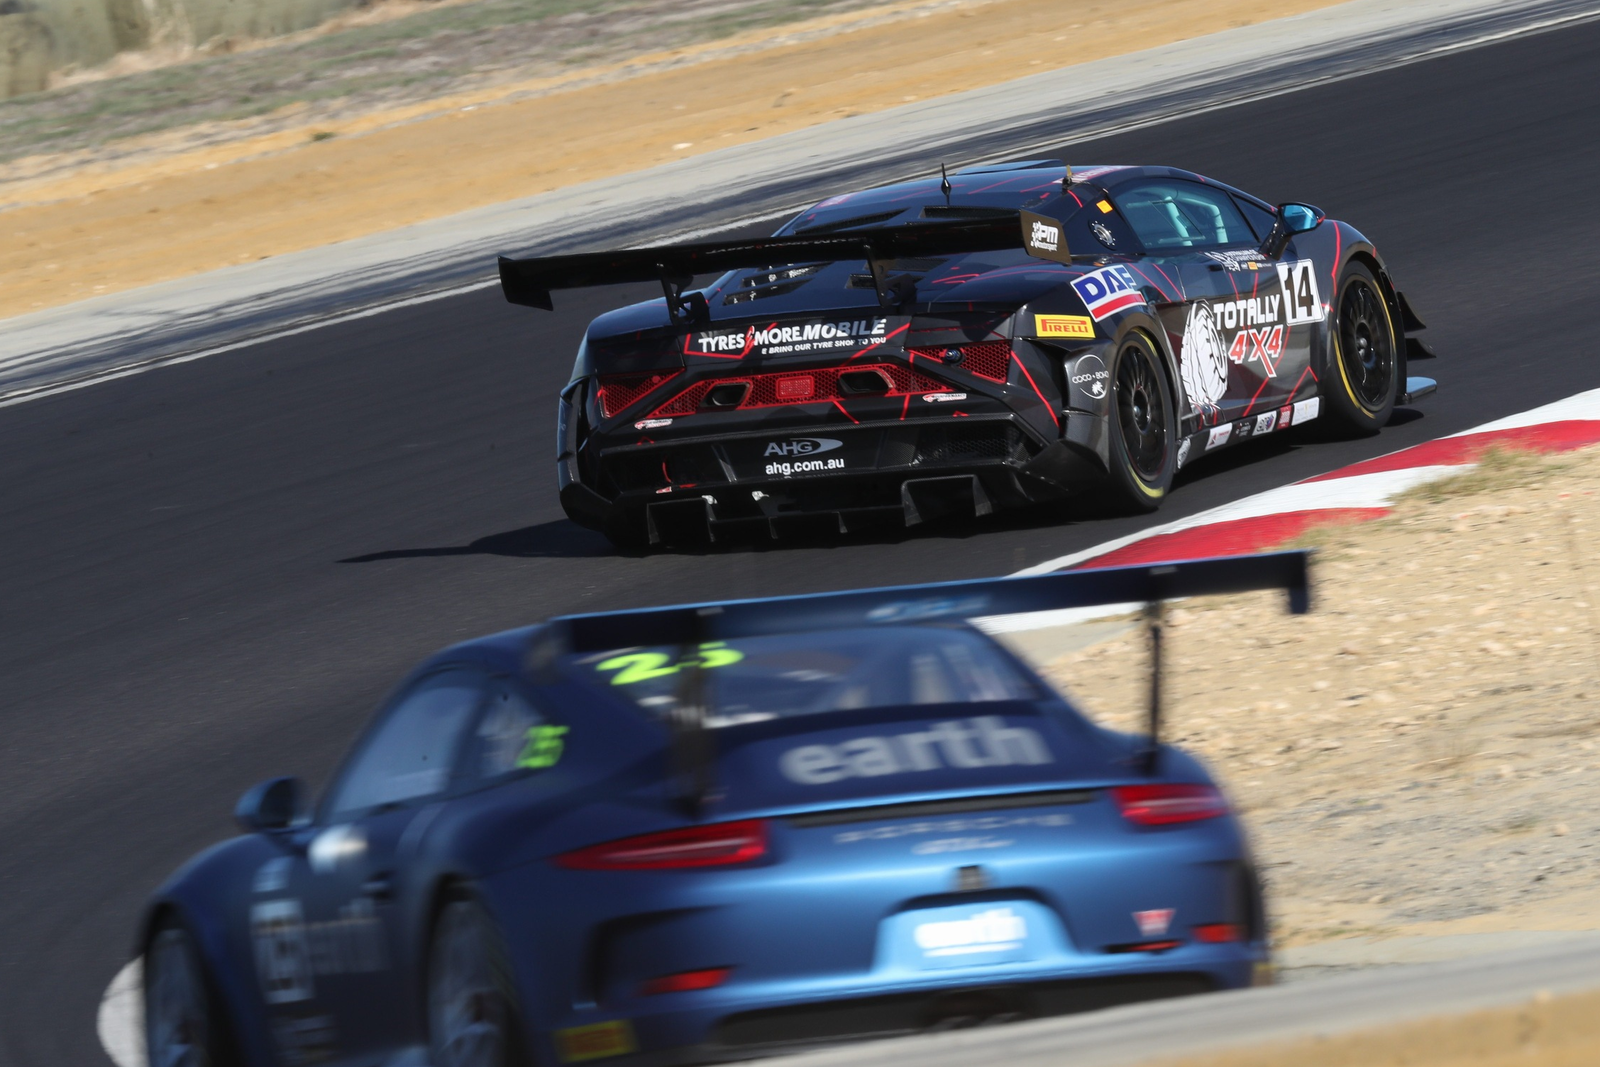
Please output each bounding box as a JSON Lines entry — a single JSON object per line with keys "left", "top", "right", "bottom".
{"left": 900, "top": 475, "right": 993, "bottom": 526}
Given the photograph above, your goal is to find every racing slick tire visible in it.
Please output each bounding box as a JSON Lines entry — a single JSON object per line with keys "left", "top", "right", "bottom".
{"left": 427, "top": 892, "right": 531, "bottom": 1067}
{"left": 1106, "top": 331, "right": 1177, "bottom": 513}
{"left": 1323, "top": 260, "right": 1399, "bottom": 436}
{"left": 144, "top": 914, "right": 237, "bottom": 1067}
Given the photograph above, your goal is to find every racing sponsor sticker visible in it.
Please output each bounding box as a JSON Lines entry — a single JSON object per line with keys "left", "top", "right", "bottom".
{"left": 1070, "top": 264, "right": 1145, "bottom": 321}
{"left": 779, "top": 716, "right": 1053, "bottom": 785}
{"left": 766, "top": 456, "right": 844, "bottom": 477}
{"left": 687, "top": 318, "right": 888, "bottom": 358}
{"left": 556, "top": 1021, "right": 638, "bottom": 1063}
{"left": 1254, "top": 411, "right": 1278, "bottom": 435}
{"left": 764, "top": 437, "right": 841, "bottom": 457}
{"left": 1277, "top": 260, "right": 1325, "bottom": 325}
{"left": 916, "top": 907, "right": 1027, "bottom": 957}
{"left": 881, "top": 899, "right": 1058, "bottom": 971}
{"left": 833, "top": 813, "right": 1072, "bottom": 846}
{"left": 633, "top": 418, "right": 672, "bottom": 430}
{"left": 922, "top": 392, "right": 967, "bottom": 403}
{"left": 1020, "top": 209, "right": 1071, "bottom": 264}
{"left": 1133, "top": 909, "right": 1175, "bottom": 937}
{"left": 1293, "top": 395, "right": 1321, "bottom": 424}
{"left": 1232, "top": 417, "right": 1255, "bottom": 440}
{"left": 1034, "top": 314, "right": 1095, "bottom": 339}
{"left": 252, "top": 900, "right": 314, "bottom": 1004}
{"left": 1176, "top": 437, "right": 1192, "bottom": 468}
{"left": 1205, "top": 249, "right": 1267, "bottom": 272}
{"left": 1181, "top": 303, "right": 1228, "bottom": 411}
{"left": 1206, "top": 424, "right": 1232, "bottom": 450}
{"left": 1068, "top": 354, "right": 1108, "bottom": 400}
{"left": 1277, "top": 403, "right": 1294, "bottom": 427}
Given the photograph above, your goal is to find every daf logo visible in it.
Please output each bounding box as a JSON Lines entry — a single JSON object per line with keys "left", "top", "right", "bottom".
{"left": 764, "top": 438, "right": 842, "bottom": 457}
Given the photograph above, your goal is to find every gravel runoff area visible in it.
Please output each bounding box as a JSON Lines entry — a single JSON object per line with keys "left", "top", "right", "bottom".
{"left": 1019, "top": 446, "right": 1600, "bottom": 958}
{"left": 0, "top": 0, "right": 935, "bottom": 165}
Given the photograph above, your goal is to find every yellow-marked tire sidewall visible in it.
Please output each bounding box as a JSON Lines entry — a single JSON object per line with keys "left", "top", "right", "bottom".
{"left": 1327, "top": 262, "right": 1398, "bottom": 434}
{"left": 1108, "top": 331, "right": 1175, "bottom": 512}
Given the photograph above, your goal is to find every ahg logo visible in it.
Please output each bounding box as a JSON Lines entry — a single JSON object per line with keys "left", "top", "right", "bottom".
{"left": 779, "top": 716, "right": 1053, "bottom": 784}
{"left": 764, "top": 438, "right": 842, "bottom": 457}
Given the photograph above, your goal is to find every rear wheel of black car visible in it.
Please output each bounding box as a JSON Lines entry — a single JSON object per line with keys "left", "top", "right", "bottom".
{"left": 1107, "top": 332, "right": 1176, "bottom": 512}
{"left": 145, "top": 916, "right": 231, "bottom": 1067}
{"left": 1323, "top": 261, "right": 1398, "bottom": 436}
{"left": 428, "top": 894, "right": 529, "bottom": 1067}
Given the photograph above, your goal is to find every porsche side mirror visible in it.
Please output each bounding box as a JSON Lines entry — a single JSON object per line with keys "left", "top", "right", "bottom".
{"left": 235, "top": 776, "right": 306, "bottom": 834}
{"left": 1260, "top": 202, "right": 1325, "bottom": 258}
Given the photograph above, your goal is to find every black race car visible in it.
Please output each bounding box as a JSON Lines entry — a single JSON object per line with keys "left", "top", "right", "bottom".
{"left": 499, "top": 162, "right": 1436, "bottom": 549}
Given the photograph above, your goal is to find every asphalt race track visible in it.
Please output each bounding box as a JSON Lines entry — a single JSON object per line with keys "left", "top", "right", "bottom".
{"left": 3, "top": 18, "right": 1600, "bottom": 1066}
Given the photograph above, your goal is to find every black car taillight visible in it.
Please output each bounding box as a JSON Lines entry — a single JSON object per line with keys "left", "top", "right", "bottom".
{"left": 596, "top": 372, "right": 679, "bottom": 418}
{"left": 1110, "top": 784, "right": 1228, "bottom": 826}
{"left": 554, "top": 820, "right": 768, "bottom": 870}
{"left": 907, "top": 341, "right": 1011, "bottom": 383}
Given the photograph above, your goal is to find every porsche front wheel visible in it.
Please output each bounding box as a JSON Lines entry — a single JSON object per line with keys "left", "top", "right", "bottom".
{"left": 145, "top": 917, "right": 231, "bottom": 1067}
{"left": 1106, "top": 333, "right": 1177, "bottom": 513}
{"left": 1323, "top": 261, "right": 1399, "bottom": 436}
{"left": 428, "top": 895, "right": 529, "bottom": 1067}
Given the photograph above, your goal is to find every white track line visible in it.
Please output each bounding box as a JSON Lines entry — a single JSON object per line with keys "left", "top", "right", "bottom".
{"left": 98, "top": 961, "right": 143, "bottom": 1067}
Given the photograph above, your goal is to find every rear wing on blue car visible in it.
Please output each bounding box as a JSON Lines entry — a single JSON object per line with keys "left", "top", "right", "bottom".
{"left": 550, "top": 550, "right": 1309, "bottom": 652}
{"left": 540, "top": 551, "right": 1310, "bottom": 807}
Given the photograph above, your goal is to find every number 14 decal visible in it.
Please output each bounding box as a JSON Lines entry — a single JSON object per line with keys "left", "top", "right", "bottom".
{"left": 1277, "top": 260, "right": 1324, "bottom": 325}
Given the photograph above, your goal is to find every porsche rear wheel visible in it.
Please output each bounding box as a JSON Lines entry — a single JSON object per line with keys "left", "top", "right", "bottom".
{"left": 1106, "top": 333, "right": 1176, "bottom": 513}
{"left": 1323, "top": 261, "right": 1398, "bottom": 436}
{"left": 145, "top": 917, "right": 230, "bottom": 1067}
{"left": 428, "top": 895, "right": 529, "bottom": 1067}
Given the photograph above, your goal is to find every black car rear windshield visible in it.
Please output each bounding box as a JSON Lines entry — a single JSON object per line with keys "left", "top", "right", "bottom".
{"left": 569, "top": 627, "right": 1040, "bottom": 725}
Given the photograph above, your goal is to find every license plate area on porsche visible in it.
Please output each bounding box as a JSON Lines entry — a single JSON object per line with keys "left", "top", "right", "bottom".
{"left": 878, "top": 900, "right": 1065, "bottom": 972}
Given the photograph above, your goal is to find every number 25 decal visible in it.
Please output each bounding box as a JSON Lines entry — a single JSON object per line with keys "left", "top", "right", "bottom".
{"left": 597, "top": 642, "right": 745, "bottom": 685}
{"left": 1276, "top": 260, "right": 1324, "bottom": 326}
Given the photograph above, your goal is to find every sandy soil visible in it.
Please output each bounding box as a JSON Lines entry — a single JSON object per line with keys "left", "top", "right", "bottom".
{"left": 1031, "top": 446, "right": 1600, "bottom": 952}
{"left": 1144, "top": 986, "right": 1600, "bottom": 1067}
{"left": 2, "top": 0, "right": 1343, "bottom": 320}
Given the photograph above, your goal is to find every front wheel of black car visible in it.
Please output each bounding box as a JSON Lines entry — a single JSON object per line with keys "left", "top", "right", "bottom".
{"left": 1106, "top": 333, "right": 1177, "bottom": 512}
{"left": 145, "top": 916, "right": 233, "bottom": 1067}
{"left": 1323, "top": 261, "right": 1399, "bottom": 436}
{"left": 428, "top": 894, "right": 529, "bottom": 1067}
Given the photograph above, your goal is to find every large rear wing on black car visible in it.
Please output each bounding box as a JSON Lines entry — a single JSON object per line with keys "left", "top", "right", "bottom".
{"left": 539, "top": 551, "right": 1310, "bottom": 811}
{"left": 497, "top": 214, "right": 1060, "bottom": 321}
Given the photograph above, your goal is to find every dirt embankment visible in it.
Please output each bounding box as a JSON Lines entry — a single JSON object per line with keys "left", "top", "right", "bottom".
{"left": 3, "top": 0, "right": 1343, "bottom": 321}
{"left": 1039, "top": 447, "right": 1600, "bottom": 950}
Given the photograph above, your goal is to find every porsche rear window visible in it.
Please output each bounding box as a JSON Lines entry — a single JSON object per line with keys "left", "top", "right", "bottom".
{"left": 570, "top": 627, "right": 1039, "bottom": 724}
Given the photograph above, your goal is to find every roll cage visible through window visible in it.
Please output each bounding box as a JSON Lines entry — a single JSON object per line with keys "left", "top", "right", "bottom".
{"left": 1111, "top": 178, "right": 1257, "bottom": 251}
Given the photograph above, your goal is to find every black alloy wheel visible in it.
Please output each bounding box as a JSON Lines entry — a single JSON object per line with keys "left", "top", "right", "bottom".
{"left": 145, "top": 919, "right": 228, "bottom": 1067}
{"left": 1106, "top": 333, "right": 1176, "bottom": 512}
{"left": 428, "top": 896, "right": 528, "bottom": 1067}
{"left": 1324, "top": 261, "right": 1399, "bottom": 435}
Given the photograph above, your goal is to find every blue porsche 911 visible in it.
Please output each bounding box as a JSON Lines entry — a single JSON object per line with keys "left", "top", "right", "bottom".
{"left": 138, "top": 552, "right": 1307, "bottom": 1067}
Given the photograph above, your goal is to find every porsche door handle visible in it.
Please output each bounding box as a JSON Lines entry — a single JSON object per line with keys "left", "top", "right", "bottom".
{"left": 361, "top": 872, "right": 395, "bottom": 901}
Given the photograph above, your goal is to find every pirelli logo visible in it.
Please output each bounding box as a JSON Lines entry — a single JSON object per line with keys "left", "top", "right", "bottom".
{"left": 1034, "top": 315, "right": 1095, "bottom": 339}
{"left": 556, "top": 1021, "right": 637, "bottom": 1062}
